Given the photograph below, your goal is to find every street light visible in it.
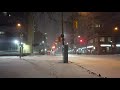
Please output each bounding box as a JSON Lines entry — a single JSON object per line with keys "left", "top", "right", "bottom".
{"left": 42, "top": 41, "right": 44, "bottom": 44}
{"left": 17, "top": 23, "right": 23, "bottom": 59}
{"left": 13, "top": 40, "right": 19, "bottom": 51}
{"left": 114, "top": 27, "right": 118, "bottom": 32}
{"left": 78, "top": 35, "right": 80, "bottom": 38}
{"left": 17, "top": 23, "right": 21, "bottom": 27}
{"left": 13, "top": 40, "right": 19, "bottom": 45}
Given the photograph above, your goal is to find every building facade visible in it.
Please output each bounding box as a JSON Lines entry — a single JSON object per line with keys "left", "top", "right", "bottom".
{"left": 75, "top": 12, "right": 120, "bottom": 55}
{"left": 27, "top": 12, "right": 49, "bottom": 54}
{"left": 0, "top": 12, "right": 30, "bottom": 55}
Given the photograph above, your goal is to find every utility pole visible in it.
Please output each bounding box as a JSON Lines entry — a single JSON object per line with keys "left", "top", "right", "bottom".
{"left": 20, "top": 32, "right": 23, "bottom": 59}
{"left": 72, "top": 12, "right": 75, "bottom": 49}
{"left": 17, "top": 23, "right": 22, "bottom": 59}
{"left": 61, "top": 12, "right": 64, "bottom": 46}
{"left": 61, "top": 12, "right": 68, "bottom": 63}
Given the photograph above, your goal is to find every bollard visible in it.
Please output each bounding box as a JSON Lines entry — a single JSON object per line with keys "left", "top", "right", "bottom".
{"left": 63, "top": 45, "right": 68, "bottom": 63}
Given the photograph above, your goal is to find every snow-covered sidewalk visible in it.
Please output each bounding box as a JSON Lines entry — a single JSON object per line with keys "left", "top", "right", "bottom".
{"left": 0, "top": 56, "right": 100, "bottom": 78}
{"left": 68, "top": 54, "right": 120, "bottom": 78}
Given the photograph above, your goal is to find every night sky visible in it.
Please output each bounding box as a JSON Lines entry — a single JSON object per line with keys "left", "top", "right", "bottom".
{"left": 0, "top": 12, "right": 72, "bottom": 46}
{"left": 33, "top": 12, "right": 73, "bottom": 46}
{"left": 1, "top": 12, "right": 120, "bottom": 47}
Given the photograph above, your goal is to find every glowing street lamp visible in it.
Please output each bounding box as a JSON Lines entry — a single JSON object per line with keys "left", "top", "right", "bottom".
{"left": 42, "top": 41, "right": 45, "bottom": 44}
{"left": 17, "top": 23, "right": 23, "bottom": 59}
{"left": 114, "top": 27, "right": 118, "bottom": 32}
{"left": 13, "top": 40, "right": 19, "bottom": 45}
{"left": 78, "top": 36, "right": 80, "bottom": 38}
{"left": 17, "top": 23, "right": 21, "bottom": 27}
{"left": 45, "top": 48, "right": 47, "bottom": 51}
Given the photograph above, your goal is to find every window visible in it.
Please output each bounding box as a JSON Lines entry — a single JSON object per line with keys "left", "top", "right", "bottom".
{"left": 100, "top": 37, "right": 105, "bottom": 42}
{"left": 108, "top": 37, "right": 112, "bottom": 43}
{"left": 0, "top": 31, "right": 5, "bottom": 35}
{"left": 89, "top": 39, "right": 93, "bottom": 44}
{"left": 95, "top": 24, "right": 101, "bottom": 28}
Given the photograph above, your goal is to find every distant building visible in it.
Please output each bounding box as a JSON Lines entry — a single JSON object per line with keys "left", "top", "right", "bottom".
{"left": 0, "top": 12, "right": 30, "bottom": 55}
{"left": 76, "top": 12, "right": 120, "bottom": 55}
{"left": 33, "top": 31, "right": 48, "bottom": 54}
{"left": 27, "top": 12, "right": 49, "bottom": 54}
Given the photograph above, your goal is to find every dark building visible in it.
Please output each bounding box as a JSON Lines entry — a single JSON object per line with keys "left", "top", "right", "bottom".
{"left": 27, "top": 12, "right": 49, "bottom": 54}
{"left": 0, "top": 12, "right": 28, "bottom": 55}
{"left": 33, "top": 31, "right": 48, "bottom": 54}
{"left": 76, "top": 12, "right": 120, "bottom": 55}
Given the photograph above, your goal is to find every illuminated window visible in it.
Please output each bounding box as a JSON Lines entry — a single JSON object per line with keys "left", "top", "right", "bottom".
{"left": 89, "top": 39, "right": 93, "bottom": 43}
{"left": 100, "top": 37, "right": 105, "bottom": 42}
{"left": 95, "top": 24, "right": 101, "bottom": 28}
{"left": 0, "top": 32, "right": 5, "bottom": 35}
{"left": 73, "top": 20, "right": 78, "bottom": 29}
{"left": 108, "top": 37, "right": 112, "bottom": 43}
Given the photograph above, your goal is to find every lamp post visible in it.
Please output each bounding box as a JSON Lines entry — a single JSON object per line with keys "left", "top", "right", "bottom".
{"left": 61, "top": 12, "right": 64, "bottom": 55}
{"left": 112, "top": 26, "right": 119, "bottom": 54}
{"left": 17, "top": 23, "right": 23, "bottom": 59}
{"left": 61, "top": 12, "right": 64, "bottom": 46}
{"left": 61, "top": 12, "right": 68, "bottom": 63}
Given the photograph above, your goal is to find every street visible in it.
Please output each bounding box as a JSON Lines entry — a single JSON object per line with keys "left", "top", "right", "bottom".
{"left": 0, "top": 54, "right": 120, "bottom": 78}
{"left": 0, "top": 55, "right": 99, "bottom": 78}
{"left": 68, "top": 54, "right": 120, "bottom": 78}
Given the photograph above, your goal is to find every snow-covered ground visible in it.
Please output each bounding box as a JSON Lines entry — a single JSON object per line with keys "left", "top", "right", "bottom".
{"left": 68, "top": 54, "right": 120, "bottom": 78}
{"left": 0, "top": 55, "right": 99, "bottom": 78}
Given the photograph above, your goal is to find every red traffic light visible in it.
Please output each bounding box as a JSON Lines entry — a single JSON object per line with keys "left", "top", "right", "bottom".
{"left": 80, "top": 39, "right": 83, "bottom": 42}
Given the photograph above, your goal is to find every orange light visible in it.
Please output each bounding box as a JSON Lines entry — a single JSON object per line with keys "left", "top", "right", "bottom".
{"left": 73, "top": 20, "right": 78, "bottom": 29}
{"left": 114, "top": 27, "right": 118, "bottom": 31}
{"left": 75, "top": 20, "right": 78, "bottom": 29}
{"left": 52, "top": 46, "right": 55, "bottom": 49}
{"left": 17, "top": 23, "right": 21, "bottom": 27}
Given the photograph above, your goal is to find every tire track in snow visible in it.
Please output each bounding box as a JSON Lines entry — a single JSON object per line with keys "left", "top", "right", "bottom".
{"left": 69, "top": 61, "right": 106, "bottom": 78}
{"left": 22, "top": 58, "right": 58, "bottom": 78}
{"left": 48, "top": 61, "right": 58, "bottom": 78}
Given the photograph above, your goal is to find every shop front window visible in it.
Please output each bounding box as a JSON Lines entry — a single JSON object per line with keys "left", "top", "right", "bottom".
{"left": 108, "top": 37, "right": 112, "bottom": 43}
{"left": 100, "top": 37, "right": 105, "bottom": 42}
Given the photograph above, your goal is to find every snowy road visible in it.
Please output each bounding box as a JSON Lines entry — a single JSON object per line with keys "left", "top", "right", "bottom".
{"left": 68, "top": 54, "right": 120, "bottom": 78}
{"left": 1, "top": 54, "right": 119, "bottom": 78}
{"left": 0, "top": 55, "right": 99, "bottom": 78}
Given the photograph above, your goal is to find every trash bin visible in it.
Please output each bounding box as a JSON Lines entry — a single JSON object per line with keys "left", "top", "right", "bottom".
{"left": 63, "top": 45, "right": 68, "bottom": 63}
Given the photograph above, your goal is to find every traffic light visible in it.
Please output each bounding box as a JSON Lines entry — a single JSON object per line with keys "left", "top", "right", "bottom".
{"left": 80, "top": 39, "right": 84, "bottom": 45}
{"left": 80, "top": 39, "right": 83, "bottom": 43}
{"left": 73, "top": 20, "right": 78, "bottom": 29}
